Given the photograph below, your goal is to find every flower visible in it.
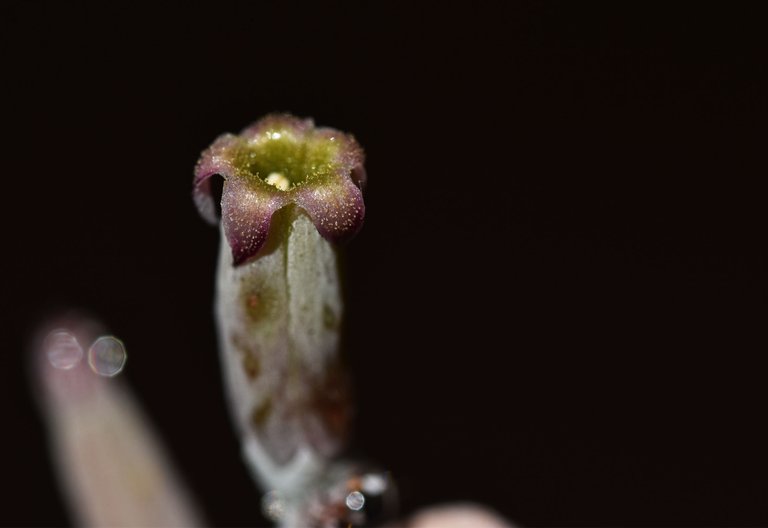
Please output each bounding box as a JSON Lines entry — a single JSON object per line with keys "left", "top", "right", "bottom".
{"left": 194, "top": 114, "right": 366, "bottom": 265}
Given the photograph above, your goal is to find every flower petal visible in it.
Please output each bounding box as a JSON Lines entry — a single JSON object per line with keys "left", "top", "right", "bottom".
{"left": 294, "top": 177, "right": 365, "bottom": 243}
{"left": 193, "top": 133, "right": 239, "bottom": 224}
{"left": 240, "top": 113, "right": 314, "bottom": 141}
{"left": 221, "top": 177, "right": 290, "bottom": 265}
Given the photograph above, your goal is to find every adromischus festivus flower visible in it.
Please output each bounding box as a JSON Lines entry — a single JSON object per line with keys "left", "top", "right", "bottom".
{"left": 195, "top": 113, "right": 383, "bottom": 526}
{"left": 194, "top": 114, "right": 366, "bottom": 265}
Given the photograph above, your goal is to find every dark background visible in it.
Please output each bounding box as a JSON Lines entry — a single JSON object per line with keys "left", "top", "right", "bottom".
{"left": 1, "top": 2, "right": 766, "bottom": 526}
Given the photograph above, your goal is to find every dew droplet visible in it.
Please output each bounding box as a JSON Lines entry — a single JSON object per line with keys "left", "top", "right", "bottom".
{"left": 362, "top": 473, "right": 388, "bottom": 495}
{"left": 88, "top": 336, "right": 127, "bottom": 377}
{"left": 346, "top": 490, "right": 365, "bottom": 511}
{"left": 44, "top": 330, "right": 83, "bottom": 370}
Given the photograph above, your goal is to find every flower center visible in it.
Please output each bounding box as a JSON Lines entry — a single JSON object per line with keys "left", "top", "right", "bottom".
{"left": 237, "top": 130, "right": 340, "bottom": 191}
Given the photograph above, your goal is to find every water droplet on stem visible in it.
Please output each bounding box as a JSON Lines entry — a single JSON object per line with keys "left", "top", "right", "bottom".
{"left": 45, "top": 330, "right": 84, "bottom": 370}
{"left": 88, "top": 336, "right": 127, "bottom": 377}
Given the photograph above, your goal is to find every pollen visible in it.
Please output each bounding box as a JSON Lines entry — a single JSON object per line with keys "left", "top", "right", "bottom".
{"left": 264, "top": 172, "right": 290, "bottom": 191}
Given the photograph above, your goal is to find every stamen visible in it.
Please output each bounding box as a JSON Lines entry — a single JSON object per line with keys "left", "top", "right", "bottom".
{"left": 265, "top": 172, "right": 290, "bottom": 191}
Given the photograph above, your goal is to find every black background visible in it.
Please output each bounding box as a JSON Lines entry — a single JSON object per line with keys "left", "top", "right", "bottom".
{"left": 2, "top": 2, "right": 766, "bottom": 526}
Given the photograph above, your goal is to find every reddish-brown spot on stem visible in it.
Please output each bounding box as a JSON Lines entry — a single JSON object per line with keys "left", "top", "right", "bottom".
{"left": 242, "top": 353, "right": 260, "bottom": 380}
{"left": 251, "top": 398, "right": 273, "bottom": 429}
